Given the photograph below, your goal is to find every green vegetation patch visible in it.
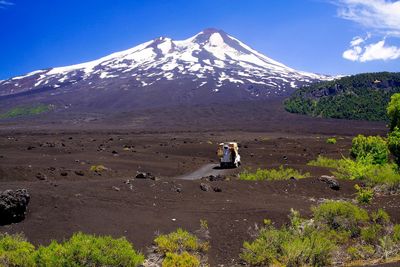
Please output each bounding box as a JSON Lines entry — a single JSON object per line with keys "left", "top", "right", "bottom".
{"left": 284, "top": 72, "right": 400, "bottom": 121}
{"left": 154, "top": 227, "right": 208, "bottom": 267}
{"left": 239, "top": 166, "right": 310, "bottom": 181}
{"left": 326, "top": 137, "right": 337, "bottom": 144}
{"left": 240, "top": 201, "right": 400, "bottom": 266}
{"left": 0, "top": 104, "right": 52, "bottom": 119}
{"left": 0, "top": 232, "right": 144, "bottom": 267}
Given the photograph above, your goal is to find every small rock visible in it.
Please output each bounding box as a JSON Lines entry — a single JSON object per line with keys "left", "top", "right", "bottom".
{"left": 318, "top": 175, "right": 340, "bottom": 190}
{"left": 213, "top": 186, "right": 222, "bottom": 192}
{"left": 74, "top": 170, "right": 84, "bottom": 176}
{"left": 135, "top": 172, "right": 156, "bottom": 180}
{"left": 60, "top": 172, "right": 68, "bottom": 176}
{"left": 112, "top": 186, "right": 120, "bottom": 191}
{"left": 200, "top": 183, "right": 211, "bottom": 192}
{"left": 35, "top": 173, "right": 47, "bottom": 180}
{"left": 27, "top": 146, "right": 35, "bottom": 150}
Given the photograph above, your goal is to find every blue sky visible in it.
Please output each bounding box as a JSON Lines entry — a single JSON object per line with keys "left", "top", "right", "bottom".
{"left": 0, "top": 0, "right": 399, "bottom": 80}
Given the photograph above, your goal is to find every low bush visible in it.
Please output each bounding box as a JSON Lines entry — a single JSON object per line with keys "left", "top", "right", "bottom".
{"left": 361, "top": 224, "right": 383, "bottom": 244}
{"left": 326, "top": 137, "right": 337, "bottom": 144}
{"left": 0, "top": 232, "right": 144, "bottom": 267}
{"left": 347, "top": 244, "right": 375, "bottom": 260}
{"left": 239, "top": 166, "right": 310, "bottom": 181}
{"left": 371, "top": 209, "right": 390, "bottom": 225}
{"left": 162, "top": 252, "right": 200, "bottom": 267}
{"left": 388, "top": 127, "right": 400, "bottom": 165}
{"left": 354, "top": 184, "right": 374, "bottom": 204}
{"left": 154, "top": 228, "right": 207, "bottom": 254}
{"left": 312, "top": 200, "right": 369, "bottom": 236}
{"left": 350, "top": 135, "right": 389, "bottom": 165}
{"left": 393, "top": 224, "right": 400, "bottom": 243}
{"left": 241, "top": 201, "right": 400, "bottom": 266}
{"left": 307, "top": 155, "right": 340, "bottom": 169}
{"left": 0, "top": 234, "right": 35, "bottom": 267}
{"left": 240, "top": 227, "right": 290, "bottom": 266}
{"left": 89, "top": 165, "right": 108, "bottom": 172}
{"left": 308, "top": 155, "right": 400, "bottom": 190}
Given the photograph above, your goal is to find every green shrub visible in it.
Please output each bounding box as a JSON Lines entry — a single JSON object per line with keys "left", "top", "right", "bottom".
{"left": 312, "top": 200, "right": 369, "bottom": 236}
{"left": 34, "top": 241, "right": 66, "bottom": 266}
{"left": 307, "top": 156, "right": 340, "bottom": 169}
{"left": 387, "top": 93, "right": 400, "bottom": 131}
{"left": 347, "top": 244, "right": 375, "bottom": 260}
{"left": 39, "top": 232, "right": 144, "bottom": 267}
{"left": 1, "top": 232, "right": 145, "bottom": 267}
{"left": 388, "top": 127, "right": 400, "bottom": 165}
{"left": 371, "top": 209, "right": 390, "bottom": 225}
{"left": 350, "top": 135, "right": 389, "bottom": 165}
{"left": 281, "top": 231, "right": 335, "bottom": 267}
{"left": 240, "top": 220, "right": 336, "bottom": 266}
{"left": 162, "top": 252, "right": 200, "bottom": 267}
{"left": 89, "top": 165, "right": 107, "bottom": 172}
{"left": 354, "top": 184, "right": 374, "bottom": 204}
{"left": 154, "top": 228, "right": 207, "bottom": 254}
{"left": 240, "top": 227, "right": 289, "bottom": 266}
{"left": 333, "top": 157, "right": 374, "bottom": 180}
{"left": 379, "top": 235, "right": 396, "bottom": 259}
{"left": 326, "top": 137, "right": 337, "bottom": 144}
{"left": 393, "top": 224, "right": 400, "bottom": 243}
{"left": 239, "top": 166, "right": 310, "bottom": 181}
{"left": 361, "top": 224, "right": 383, "bottom": 244}
{"left": 0, "top": 234, "right": 35, "bottom": 267}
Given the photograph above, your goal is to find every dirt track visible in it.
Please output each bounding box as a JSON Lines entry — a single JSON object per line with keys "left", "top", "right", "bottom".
{"left": 0, "top": 100, "right": 399, "bottom": 266}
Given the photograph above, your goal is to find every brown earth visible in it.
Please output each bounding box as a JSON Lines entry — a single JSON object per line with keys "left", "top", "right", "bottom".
{"left": 0, "top": 99, "right": 399, "bottom": 266}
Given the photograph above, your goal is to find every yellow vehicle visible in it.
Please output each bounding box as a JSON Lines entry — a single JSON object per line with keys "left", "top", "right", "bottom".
{"left": 217, "top": 142, "right": 241, "bottom": 168}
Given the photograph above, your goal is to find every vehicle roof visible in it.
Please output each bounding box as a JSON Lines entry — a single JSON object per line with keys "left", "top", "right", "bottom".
{"left": 219, "top": 142, "right": 238, "bottom": 145}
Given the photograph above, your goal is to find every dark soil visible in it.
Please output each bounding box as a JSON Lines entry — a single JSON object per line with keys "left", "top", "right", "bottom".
{"left": 0, "top": 99, "right": 398, "bottom": 266}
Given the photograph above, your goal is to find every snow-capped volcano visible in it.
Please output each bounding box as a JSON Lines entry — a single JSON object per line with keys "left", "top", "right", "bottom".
{"left": 0, "top": 28, "right": 332, "bottom": 109}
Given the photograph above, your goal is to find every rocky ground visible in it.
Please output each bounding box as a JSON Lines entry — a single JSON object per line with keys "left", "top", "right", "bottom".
{"left": 0, "top": 99, "right": 398, "bottom": 266}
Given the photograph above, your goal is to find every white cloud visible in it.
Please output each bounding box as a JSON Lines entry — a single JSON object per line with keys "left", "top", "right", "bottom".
{"left": 334, "top": 0, "right": 400, "bottom": 62}
{"left": 0, "top": 0, "right": 13, "bottom": 8}
{"left": 343, "top": 38, "right": 400, "bottom": 62}
{"left": 360, "top": 40, "right": 400, "bottom": 61}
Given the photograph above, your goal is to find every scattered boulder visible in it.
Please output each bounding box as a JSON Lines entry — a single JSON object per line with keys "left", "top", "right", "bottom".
{"left": 0, "top": 189, "right": 30, "bottom": 225}
{"left": 200, "top": 183, "right": 211, "bottom": 192}
{"left": 60, "top": 171, "right": 68, "bottom": 176}
{"left": 318, "top": 175, "right": 340, "bottom": 190}
{"left": 135, "top": 172, "right": 156, "bottom": 180}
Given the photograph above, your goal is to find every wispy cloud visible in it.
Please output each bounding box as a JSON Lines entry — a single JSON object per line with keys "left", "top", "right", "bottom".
{"left": 0, "top": 0, "right": 14, "bottom": 9}
{"left": 333, "top": 0, "right": 400, "bottom": 62}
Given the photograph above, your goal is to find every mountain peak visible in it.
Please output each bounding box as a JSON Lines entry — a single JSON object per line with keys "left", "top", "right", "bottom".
{"left": 201, "top": 28, "right": 225, "bottom": 34}
{"left": 0, "top": 29, "right": 333, "bottom": 104}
